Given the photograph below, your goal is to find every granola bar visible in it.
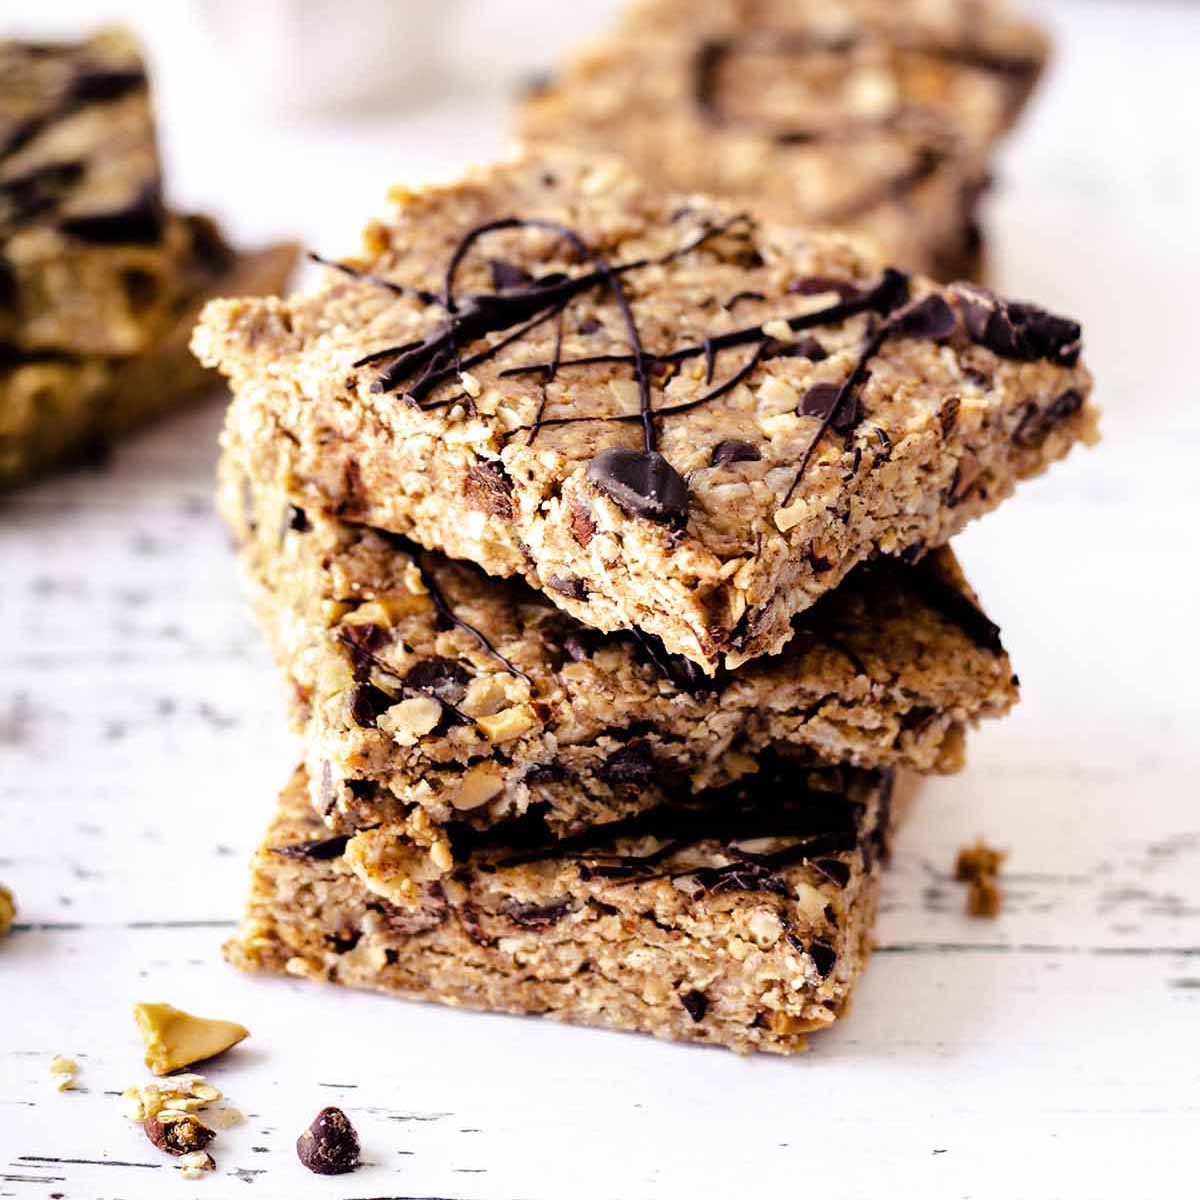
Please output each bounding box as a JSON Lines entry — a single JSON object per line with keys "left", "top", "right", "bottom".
{"left": 1, "top": 30, "right": 197, "bottom": 356}
{"left": 196, "top": 152, "right": 1096, "bottom": 672}
{"left": 226, "top": 760, "right": 899, "bottom": 1054}
{"left": 1, "top": 236, "right": 295, "bottom": 485}
{"left": 519, "top": 0, "right": 1050, "bottom": 277}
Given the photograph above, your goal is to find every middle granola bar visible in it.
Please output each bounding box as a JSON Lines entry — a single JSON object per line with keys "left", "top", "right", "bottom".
{"left": 219, "top": 439, "right": 1015, "bottom": 864}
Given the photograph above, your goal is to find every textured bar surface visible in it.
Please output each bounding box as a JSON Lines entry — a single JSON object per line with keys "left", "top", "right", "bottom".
{"left": 220, "top": 439, "right": 1014, "bottom": 859}
{"left": 196, "top": 152, "right": 1096, "bottom": 671}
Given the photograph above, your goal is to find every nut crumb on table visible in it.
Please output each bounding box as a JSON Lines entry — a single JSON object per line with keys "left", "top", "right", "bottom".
{"left": 132, "top": 1001, "right": 249, "bottom": 1075}
{"left": 955, "top": 837, "right": 1006, "bottom": 917}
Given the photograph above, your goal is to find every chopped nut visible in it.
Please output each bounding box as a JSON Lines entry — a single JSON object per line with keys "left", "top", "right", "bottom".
{"left": 451, "top": 762, "right": 505, "bottom": 810}
{"left": 121, "top": 1073, "right": 222, "bottom": 1122}
{"left": 177, "top": 1150, "right": 216, "bottom": 1179}
{"left": 145, "top": 1112, "right": 216, "bottom": 1155}
{"left": 48, "top": 1055, "right": 77, "bottom": 1090}
{"left": 475, "top": 703, "right": 538, "bottom": 743}
{"left": 761, "top": 318, "right": 793, "bottom": 342}
{"left": 955, "top": 838, "right": 1006, "bottom": 918}
{"left": 296, "top": 1106, "right": 361, "bottom": 1175}
{"left": 0, "top": 884, "right": 14, "bottom": 936}
{"left": 133, "top": 1002, "right": 249, "bottom": 1076}
{"left": 459, "top": 370, "right": 482, "bottom": 397}
{"left": 429, "top": 839, "right": 454, "bottom": 873}
{"left": 377, "top": 695, "right": 442, "bottom": 746}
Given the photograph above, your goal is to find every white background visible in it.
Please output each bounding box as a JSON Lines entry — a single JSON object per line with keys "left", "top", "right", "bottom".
{"left": 2, "top": 3, "right": 1199, "bottom": 1198}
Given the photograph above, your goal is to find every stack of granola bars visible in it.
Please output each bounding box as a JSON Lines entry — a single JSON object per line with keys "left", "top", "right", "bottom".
{"left": 0, "top": 30, "right": 294, "bottom": 486}
{"left": 203, "top": 0, "right": 1097, "bottom": 1054}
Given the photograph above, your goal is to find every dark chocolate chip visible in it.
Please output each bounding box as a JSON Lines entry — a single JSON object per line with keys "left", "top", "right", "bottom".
{"left": 270, "top": 833, "right": 351, "bottom": 861}
{"left": 506, "top": 898, "right": 572, "bottom": 929}
{"left": 938, "top": 396, "right": 961, "bottom": 436}
{"left": 813, "top": 858, "right": 851, "bottom": 888}
{"left": 893, "top": 294, "right": 957, "bottom": 340}
{"left": 586, "top": 448, "right": 689, "bottom": 528}
{"left": 578, "top": 316, "right": 603, "bottom": 335}
{"left": 349, "top": 683, "right": 393, "bottom": 728}
{"left": 286, "top": 504, "right": 309, "bottom": 532}
{"left": 58, "top": 183, "right": 165, "bottom": 245}
{"left": 547, "top": 574, "right": 588, "bottom": 600}
{"left": 488, "top": 258, "right": 534, "bottom": 291}
{"left": 330, "top": 929, "right": 362, "bottom": 954}
{"left": 955, "top": 285, "right": 1081, "bottom": 366}
{"left": 710, "top": 438, "right": 762, "bottom": 467}
{"left": 680, "top": 989, "right": 709, "bottom": 1022}
{"left": 296, "top": 1107, "right": 360, "bottom": 1176}
{"left": 338, "top": 622, "right": 388, "bottom": 679}
{"left": 600, "top": 739, "right": 658, "bottom": 785}
{"left": 800, "top": 381, "right": 861, "bottom": 434}
{"left": 144, "top": 1113, "right": 215, "bottom": 1156}
{"left": 464, "top": 460, "right": 514, "bottom": 519}
{"left": 403, "top": 657, "right": 470, "bottom": 705}
{"left": 808, "top": 940, "right": 837, "bottom": 977}
{"left": 771, "top": 335, "right": 827, "bottom": 362}
{"left": 562, "top": 629, "right": 603, "bottom": 662}
{"left": 70, "top": 67, "right": 147, "bottom": 103}
{"left": 789, "top": 276, "right": 863, "bottom": 302}
{"left": 523, "top": 761, "right": 565, "bottom": 784}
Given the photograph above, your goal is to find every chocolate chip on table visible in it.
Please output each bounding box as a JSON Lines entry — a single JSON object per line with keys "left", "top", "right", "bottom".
{"left": 296, "top": 1106, "right": 360, "bottom": 1176}
{"left": 710, "top": 439, "right": 762, "bottom": 467}
{"left": 680, "top": 990, "right": 709, "bottom": 1022}
{"left": 586, "top": 447, "right": 689, "bottom": 527}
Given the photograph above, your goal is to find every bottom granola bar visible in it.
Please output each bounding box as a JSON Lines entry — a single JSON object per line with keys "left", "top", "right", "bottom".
{"left": 227, "top": 760, "right": 901, "bottom": 1054}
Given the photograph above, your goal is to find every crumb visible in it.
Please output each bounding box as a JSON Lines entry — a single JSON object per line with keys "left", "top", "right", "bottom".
{"left": 177, "top": 1150, "right": 216, "bottom": 1178}
{"left": 0, "top": 884, "right": 15, "bottom": 936}
{"left": 48, "top": 1055, "right": 77, "bottom": 1090}
{"left": 132, "top": 1002, "right": 249, "bottom": 1075}
{"left": 121, "top": 1073, "right": 221, "bottom": 1122}
{"left": 955, "top": 838, "right": 1006, "bottom": 918}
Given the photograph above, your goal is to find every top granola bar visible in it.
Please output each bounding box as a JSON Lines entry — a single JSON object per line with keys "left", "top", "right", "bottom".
{"left": 194, "top": 151, "right": 1096, "bottom": 672}
{"left": 519, "top": 0, "right": 1049, "bottom": 277}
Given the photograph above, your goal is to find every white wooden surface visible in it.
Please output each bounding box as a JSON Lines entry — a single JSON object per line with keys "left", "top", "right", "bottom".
{"left": 3, "top": 2, "right": 1198, "bottom": 1197}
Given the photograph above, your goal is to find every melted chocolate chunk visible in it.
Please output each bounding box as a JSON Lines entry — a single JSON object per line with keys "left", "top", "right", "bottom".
{"left": 813, "top": 858, "right": 851, "bottom": 888}
{"left": 338, "top": 623, "right": 389, "bottom": 680}
{"left": 270, "top": 833, "right": 351, "bottom": 861}
{"left": 893, "top": 294, "right": 957, "bottom": 340}
{"left": 789, "top": 276, "right": 863, "bottom": 302}
{"left": 58, "top": 182, "right": 165, "bottom": 245}
{"left": 808, "top": 940, "right": 837, "bottom": 978}
{"left": 711, "top": 438, "right": 762, "bottom": 467}
{"left": 906, "top": 560, "right": 1005, "bottom": 655}
{"left": 680, "top": 989, "right": 709, "bottom": 1022}
{"left": 489, "top": 258, "right": 534, "bottom": 291}
{"left": 348, "top": 682, "right": 394, "bottom": 728}
{"left": 69, "top": 67, "right": 147, "bottom": 103}
{"left": 631, "top": 629, "right": 714, "bottom": 694}
{"left": 955, "top": 285, "right": 1081, "bottom": 367}
{"left": 296, "top": 1107, "right": 360, "bottom": 1176}
{"left": 523, "top": 761, "right": 565, "bottom": 784}
{"left": 1013, "top": 389, "right": 1085, "bottom": 447}
{"left": 506, "top": 898, "right": 572, "bottom": 929}
{"left": 464, "top": 460, "right": 515, "bottom": 519}
{"left": 600, "top": 739, "right": 659, "bottom": 786}
{"left": 547, "top": 574, "right": 589, "bottom": 600}
{"left": 586, "top": 447, "right": 689, "bottom": 527}
{"left": 563, "top": 629, "right": 603, "bottom": 662}
{"left": 403, "top": 657, "right": 470, "bottom": 705}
